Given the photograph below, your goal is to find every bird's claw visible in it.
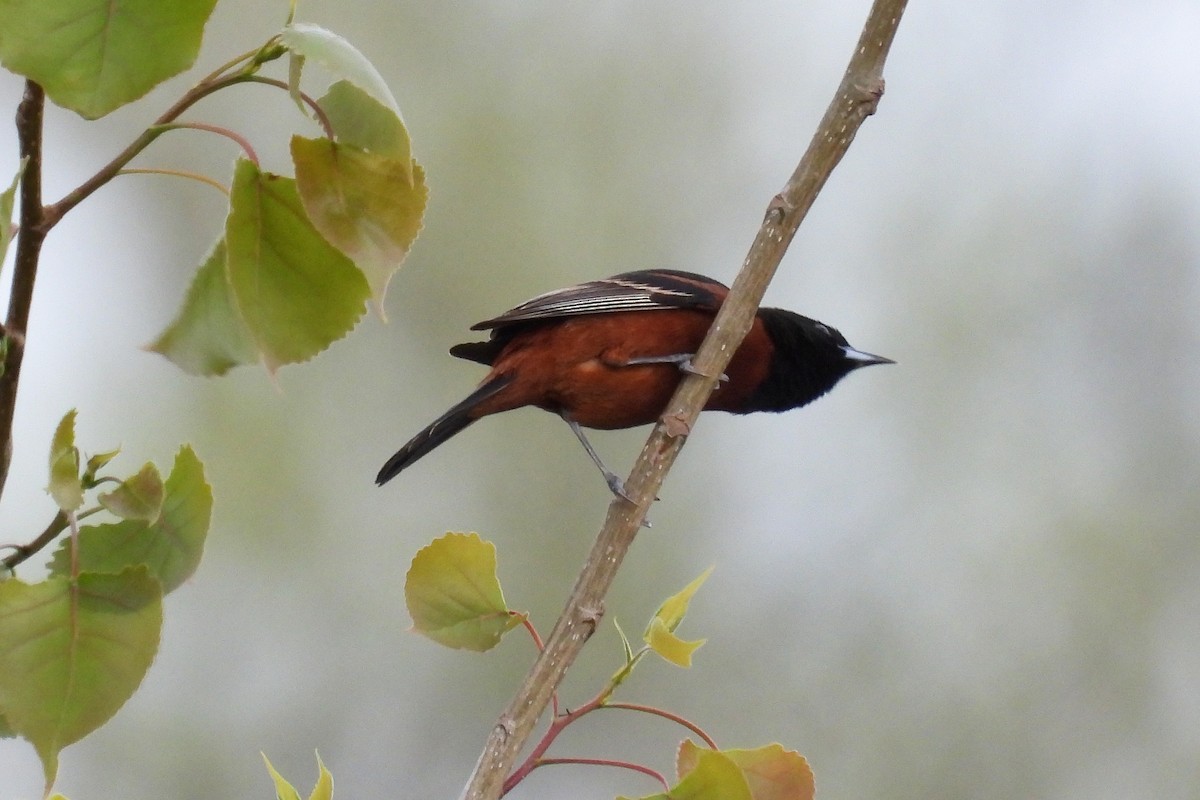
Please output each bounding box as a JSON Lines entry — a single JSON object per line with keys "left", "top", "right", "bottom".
{"left": 605, "top": 475, "right": 652, "bottom": 528}
{"left": 679, "top": 358, "right": 729, "bottom": 384}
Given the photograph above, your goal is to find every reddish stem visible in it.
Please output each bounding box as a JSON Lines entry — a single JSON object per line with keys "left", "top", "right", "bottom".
{"left": 603, "top": 701, "right": 719, "bottom": 749}
{"left": 502, "top": 693, "right": 606, "bottom": 795}
{"left": 535, "top": 758, "right": 668, "bottom": 791}
{"left": 154, "top": 121, "right": 260, "bottom": 165}
{"left": 516, "top": 614, "right": 559, "bottom": 717}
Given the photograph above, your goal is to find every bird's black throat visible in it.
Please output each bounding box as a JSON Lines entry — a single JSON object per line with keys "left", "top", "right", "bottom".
{"left": 740, "top": 307, "right": 861, "bottom": 414}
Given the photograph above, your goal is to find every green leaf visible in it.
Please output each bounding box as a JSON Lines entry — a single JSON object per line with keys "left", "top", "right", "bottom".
{"left": 291, "top": 136, "right": 426, "bottom": 316}
{"left": 50, "top": 446, "right": 212, "bottom": 595}
{"left": 47, "top": 410, "right": 83, "bottom": 512}
{"left": 149, "top": 239, "right": 258, "bottom": 376}
{"left": 608, "top": 617, "right": 648, "bottom": 691}
{"left": 0, "top": 158, "right": 25, "bottom": 271}
{"left": 280, "top": 23, "right": 399, "bottom": 113}
{"left": 318, "top": 80, "right": 413, "bottom": 165}
{"left": 99, "top": 462, "right": 164, "bottom": 522}
{"left": 0, "top": 0, "right": 219, "bottom": 119}
{"left": 224, "top": 159, "right": 370, "bottom": 373}
{"left": 405, "top": 532, "right": 522, "bottom": 651}
{"left": 614, "top": 618, "right": 636, "bottom": 664}
{"left": 262, "top": 752, "right": 334, "bottom": 800}
{"left": 83, "top": 447, "right": 121, "bottom": 482}
{"left": 677, "top": 741, "right": 813, "bottom": 800}
{"left": 0, "top": 568, "right": 163, "bottom": 790}
{"left": 619, "top": 748, "right": 752, "bottom": 800}
{"left": 643, "top": 566, "right": 712, "bottom": 667}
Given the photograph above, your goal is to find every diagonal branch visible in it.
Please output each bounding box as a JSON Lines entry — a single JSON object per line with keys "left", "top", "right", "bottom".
{"left": 459, "top": 1, "right": 908, "bottom": 797}
{"left": 0, "top": 81, "right": 48, "bottom": 496}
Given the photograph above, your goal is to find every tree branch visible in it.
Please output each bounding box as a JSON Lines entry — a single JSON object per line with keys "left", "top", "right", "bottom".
{"left": 0, "top": 81, "right": 48, "bottom": 496}
{"left": 459, "top": 1, "right": 908, "bottom": 798}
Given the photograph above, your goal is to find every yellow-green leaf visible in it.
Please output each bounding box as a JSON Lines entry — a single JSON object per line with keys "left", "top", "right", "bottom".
{"left": 618, "top": 748, "right": 752, "bottom": 800}
{"left": 83, "top": 447, "right": 121, "bottom": 481}
{"left": 405, "top": 532, "right": 522, "bottom": 651}
{"left": 649, "top": 566, "right": 713, "bottom": 635}
{"left": 645, "top": 617, "right": 706, "bottom": 668}
{"left": 47, "top": 410, "right": 82, "bottom": 512}
{"left": 291, "top": 136, "right": 426, "bottom": 315}
{"left": 49, "top": 446, "right": 212, "bottom": 594}
{"left": 318, "top": 80, "right": 413, "bottom": 167}
{"left": 0, "top": 568, "right": 163, "bottom": 790}
{"left": 99, "top": 462, "right": 164, "bottom": 522}
{"left": 0, "top": 158, "right": 24, "bottom": 270}
{"left": 310, "top": 752, "right": 334, "bottom": 800}
{"left": 0, "top": 0, "right": 218, "bottom": 119}
{"left": 642, "top": 567, "right": 712, "bottom": 665}
{"left": 224, "top": 159, "right": 369, "bottom": 373}
{"left": 263, "top": 751, "right": 335, "bottom": 800}
{"left": 677, "top": 741, "right": 813, "bottom": 800}
{"left": 149, "top": 239, "right": 258, "bottom": 376}
{"left": 262, "top": 754, "right": 302, "bottom": 800}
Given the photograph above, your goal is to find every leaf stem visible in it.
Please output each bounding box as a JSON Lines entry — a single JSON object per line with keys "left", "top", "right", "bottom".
{"left": 1, "top": 505, "right": 103, "bottom": 572}
{"left": 44, "top": 73, "right": 248, "bottom": 223}
{"left": 117, "top": 168, "right": 231, "bottom": 198}
{"left": 501, "top": 693, "right": 606, "bottom": 795}
{"left": 534, "top": 758, "right": 669, "bottom": 791}
{"left": 603, "top": 701, "right": 718, "bottom": 749}
{"left": 238, "top": 76, "right": 335, "bottom": 140}
{"left": 151, "top": 121, "right": 261, "bottom": 166}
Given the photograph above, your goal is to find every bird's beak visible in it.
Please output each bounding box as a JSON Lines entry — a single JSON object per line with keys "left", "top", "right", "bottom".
{"left": 841, "top": 346, "right": 895, "bottom": 367}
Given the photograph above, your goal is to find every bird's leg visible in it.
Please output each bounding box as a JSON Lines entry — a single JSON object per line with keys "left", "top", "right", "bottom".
{"left": 563, "top": 416, "right": 631, "bottom": 500}
{"left": 622, "top": 353, "right": 728, "bottom": 383}
{"left": 561, "top": 415, "right": 652, "bottom": 527}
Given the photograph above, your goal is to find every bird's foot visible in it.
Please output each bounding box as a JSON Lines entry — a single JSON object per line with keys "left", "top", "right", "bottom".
{"left": 625, "top": 353, "right": 728, "bottom": 383}
{"left": 605, "top": 474, "right": 653, "bottom": 528}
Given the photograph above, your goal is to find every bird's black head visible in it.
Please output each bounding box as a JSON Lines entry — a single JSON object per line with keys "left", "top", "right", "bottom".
{"left": 743, "top": 307, "right": 893, "bottom": 413}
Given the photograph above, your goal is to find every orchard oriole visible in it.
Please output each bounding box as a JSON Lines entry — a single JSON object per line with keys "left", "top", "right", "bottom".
{"left": 376, "top": 269, "right": 892, "bottom": 495}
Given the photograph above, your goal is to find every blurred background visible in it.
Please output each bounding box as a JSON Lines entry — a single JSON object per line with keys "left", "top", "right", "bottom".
{"left": 2, "top": 0, "right": 1198, "bottom": 798}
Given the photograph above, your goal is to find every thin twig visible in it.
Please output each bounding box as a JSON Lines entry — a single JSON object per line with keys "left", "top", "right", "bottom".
{"left": 460, "top": 2, "right": 908, "bottom": 798}
{"left": 44, "top": 73, "right": 249, "bottom": 223}
{"left": 2, "top": 505, "right": 102, "bottom": 572}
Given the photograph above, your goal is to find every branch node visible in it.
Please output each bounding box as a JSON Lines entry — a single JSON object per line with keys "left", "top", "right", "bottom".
{"left": 576, "top": 604, "right": 604, "bottom": 634}
{"left": 857, "top": 77, "right": 886, "bottom": 115}
{"left": 765, "top": 193, "right": 792, "bottom": 224}
{"left": 660, "top": 412, "right": 692, "bottom": 439}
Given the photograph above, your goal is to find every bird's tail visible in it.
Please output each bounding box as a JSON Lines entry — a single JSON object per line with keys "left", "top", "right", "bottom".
{"left": 375, "top": 374, "right": 514, "bottom": 486}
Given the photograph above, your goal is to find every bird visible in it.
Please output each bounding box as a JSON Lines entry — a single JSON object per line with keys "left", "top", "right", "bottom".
{"left": 376, "top": 269, "right": 892, "bottom": 497}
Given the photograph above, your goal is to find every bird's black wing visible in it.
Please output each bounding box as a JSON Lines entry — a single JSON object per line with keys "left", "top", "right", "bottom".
{"left": 450, "top": 270, "right": 728, "bottom": 366}
{"left": 467, "top": 269, "right": 727, "bottom": 331}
